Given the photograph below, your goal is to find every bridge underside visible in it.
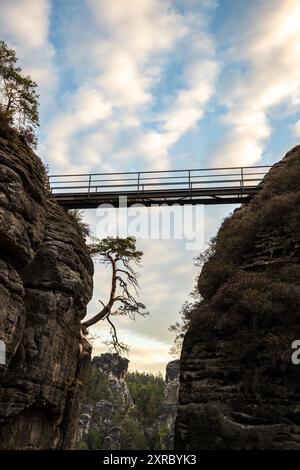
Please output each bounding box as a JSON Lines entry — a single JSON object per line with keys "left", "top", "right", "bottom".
{"left": 52, "top": 186, "right": 259, "bottom": 209}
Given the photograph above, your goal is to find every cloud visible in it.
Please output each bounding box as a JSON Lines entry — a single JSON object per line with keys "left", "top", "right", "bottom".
{"left": 84, "top": 203, "right": 232, "bottom": 373}
{"left": 213, "top": 0, "right": 300, "bottom": 166}
{"left": 160, "top": 31, "right": 218, "bottom": 135}
{"left": 85, "top": 237, "right": 197, "bottom": 348}
{"left": 0, "top": 0, "right": 57, "bottom": 96}
{"left": 87, "top": 0, "right": 187, "bottom": 109}
{"left": 8, "top": 1, "right": 298, "bottom": 374}
{"left": 92, "top": 332, "right": 172, "bottom": 374}
{"left": 294, "top": 120, "right": 300, "bottom": 138}
{"left": 42, "top": 0, "right": 218, "bottom": 173}
{"left": 151, "top": 43, "right": 218, "bottom": 164}
{"left": 41, "top": 0, "right": 187, "bottom": 172}
{"left": 43, "top": 87, "right": 112, "bottom": 169}
{"left": 105, "top": 17, "right": 219, "bottom": 170}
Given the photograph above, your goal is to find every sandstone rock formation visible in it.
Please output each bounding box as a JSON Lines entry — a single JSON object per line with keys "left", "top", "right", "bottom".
{"left": 79, "top": 354, "right": 180, "bottom": 450}
{"left": 175, "top": 146, "right": 300, "bottom": 449}
{"left": 157, "top": 359, "right": 180, "bottom": 449}
{"left": 0, "top": 136, "right": 94, "bottom": 449}
{"left": 77, "top": 353, "right": 136, "bottom": 450}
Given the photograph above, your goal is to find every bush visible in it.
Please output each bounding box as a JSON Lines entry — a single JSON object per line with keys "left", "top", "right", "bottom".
{"left": 119, "top": 417, "right": 147, "bottom": 450}
{"left": 86, "top": 429, "right": 104, "bottom": 450}
{"left": 198, "top": 258, "right": 236, "bottom": 300}
{"left": 211, "top": 272, "right": 300, "bottom": 329}
{"left": 67, "top": 209, "right": 90, "bottom": 238}
{"left": 259, "top": 161, "right": 300, "bottom": 199}
{"left": 256, "top": 192, "right": 300, "bottom": 229}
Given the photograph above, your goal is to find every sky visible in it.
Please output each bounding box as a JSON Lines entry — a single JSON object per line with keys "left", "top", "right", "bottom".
{"left": 1, "top": 0, "right": 300, "bottom": 374}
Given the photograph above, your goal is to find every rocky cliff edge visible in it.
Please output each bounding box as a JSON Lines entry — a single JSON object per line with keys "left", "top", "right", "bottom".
{"left": 0, "top": 136, "right": 94, "bottom": 449}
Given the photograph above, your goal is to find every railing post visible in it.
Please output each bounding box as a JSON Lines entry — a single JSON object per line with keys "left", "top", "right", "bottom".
{"left": 88, "top": 174, "right": 91, "bottom": 197}
{"left": 188, "top": 170, "right": 191, "bottom": 197}
{"left": 240, "top": 167, "right": 244, "bottom": 193}
{"left": 137, "top": 172, "right": 140, "bottom": 196}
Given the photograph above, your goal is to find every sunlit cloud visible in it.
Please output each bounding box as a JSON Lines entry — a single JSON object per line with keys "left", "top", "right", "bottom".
{"left": 0, "top": 0, "right": 57, "bottom": 97}
{"left": 294, "top": 120, "right": 300, "bottom": 138}
{"left": 40, "top": 0, "right": 218, "bottom": 173}
{"left": 213, "top": 0, "right": 300, "bottom": 166}
{"left": 43, "top": 87, "right": 112, "bottom": 170}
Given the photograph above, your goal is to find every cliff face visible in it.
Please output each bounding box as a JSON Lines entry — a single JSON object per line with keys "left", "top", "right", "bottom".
{"left": 0, "top": 137, "right": 94, "bottom": 449}
{"left": 77, "top": 353, "right": 138, "bottom": 450}
{"left": 157, "top": 360, "right": 180, "bottom": 449}
{"left": 79, "top": 355, "right": 180, "bottom": 450}
{"left": 175, "top": 146, "right": 300, "bottom": 450}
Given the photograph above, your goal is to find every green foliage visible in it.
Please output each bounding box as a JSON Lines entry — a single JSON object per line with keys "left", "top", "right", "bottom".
{"left": 169, "top": 301, "right": 198, "bottom": 357}
{"left": 82, "top": 237, "right": 147, "bottom": 352}
{"left": 86, "top": 429, "right": 104, "bottom": 450}
{"left": 67, "top": 209, "right": 90, "bottom": 239}
{"left": 194, "top": 149, "right": 300, "bottom": 303}
{"left": 0, "top": 40, "right": 39, "bottom": 146}
{"left": 76, "top": 440, "right": 88, "bottom": 450}
{"left": 80, "top": 369, "right": 166, "bottom": 450}
{"left": 89, "top": 236, "right": 143, "bottom": 263}
{"left": 65, "top": 377, "right": 82, "bottom": 392}
{"left": 87, "top": 369, "right": 109, "bottom": 402}
{"left": 119, "top": 417, "right": 147, "bottom": 450}
{"left": 211, "top": 271, "right": 300, "bottom": 331}
{"left": 198, "top": 257, "right": 236, "bottom": 300}
{"left": 153, "top": 423, "right": 170, "bottom": 450}
{"left": 41, "top": 163, "right": 51, "bottom": 194}
{"left": 125, "top": 371, "right": 165, "bottom": 426}
{"left": 184, "top": 148, "right": 300, "bottom": 407}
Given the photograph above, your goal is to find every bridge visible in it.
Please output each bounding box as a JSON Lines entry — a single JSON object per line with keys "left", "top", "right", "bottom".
{"left": 49, "top": 165, "right": 271, "bottom": 209}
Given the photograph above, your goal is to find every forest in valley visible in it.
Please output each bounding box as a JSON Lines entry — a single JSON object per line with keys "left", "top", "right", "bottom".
{"left": 77, "top": 370, "right": 171, "bottom": 450}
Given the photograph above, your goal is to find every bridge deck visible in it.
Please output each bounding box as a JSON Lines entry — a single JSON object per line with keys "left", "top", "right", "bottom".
{"left": 49, "top": 165, "right": 270, "bottom": 209}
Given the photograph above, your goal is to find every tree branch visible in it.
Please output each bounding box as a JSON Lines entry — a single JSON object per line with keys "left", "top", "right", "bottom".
{"left": 81, "top": 305, "right": 110, "bottom": 328}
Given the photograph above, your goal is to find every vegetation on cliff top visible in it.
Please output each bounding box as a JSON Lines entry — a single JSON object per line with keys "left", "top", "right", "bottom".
{"left": 0, "top": 40, "right": 39, "bottom": 148}
{"left": 172, "top": 147, "right": 300, "bottom": 375}
{"left": 187, "top": 147, "right": 300, "bottom": 390}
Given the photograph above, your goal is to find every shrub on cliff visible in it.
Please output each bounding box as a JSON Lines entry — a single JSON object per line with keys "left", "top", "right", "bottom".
{"left": 196, "top": 148, "right": 300, "bottom": 302}
{"left": 0, "top": 40, "right": 39, "bottom": 147}
{"left": 67, "top": 209, "right": 90, "bottom": 239}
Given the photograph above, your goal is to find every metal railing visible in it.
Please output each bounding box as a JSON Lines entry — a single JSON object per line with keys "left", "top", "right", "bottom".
{"left": 49, "top": 165, "right": 271, "bottom": 197}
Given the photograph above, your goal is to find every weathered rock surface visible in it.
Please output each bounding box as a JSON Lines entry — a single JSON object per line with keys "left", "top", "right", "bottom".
{"left": 79, "top": 355, "right": 180, "bottom": 450}
{"left": 175, "top": 146, "right": 300, "bottom": 449}
{"left": 77, "top": 353, "right": 135, "bottom": 449}
{"left": 92, "top": 353, "right": 129, "bottom": 380}
{"left": 0, "top": 136, "right": 94, "bottom": 449}
{"left": 157, "top": 359, "right": 180, "bottom": 449}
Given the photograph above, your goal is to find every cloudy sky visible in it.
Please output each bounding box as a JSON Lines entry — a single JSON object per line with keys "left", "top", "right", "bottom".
{"left": 1, "top": 0, "right": 300, "bottom": 373}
